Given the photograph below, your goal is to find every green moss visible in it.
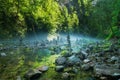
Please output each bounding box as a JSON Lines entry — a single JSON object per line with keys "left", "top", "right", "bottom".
{"left": 0, "top": 46, "right": 94, "bottom": 80}
{"left": 33, "top": 54, "right": 59, "bottom": 68}
{"left": 60, "top": 50, "right": 68, "bottom": 56}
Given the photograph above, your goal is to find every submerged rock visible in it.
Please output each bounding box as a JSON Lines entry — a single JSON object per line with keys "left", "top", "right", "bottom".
{"left": 24, "top": 69, "right": 42, "bottom": 80}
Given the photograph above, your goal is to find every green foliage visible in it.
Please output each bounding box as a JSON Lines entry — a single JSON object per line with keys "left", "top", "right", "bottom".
{"left": 0, "top": 0, "right": 120, "bottom": 39}
{"left": 32, "top": 0, "right": 63, "bottom": 33}
{"left": 0, "top": 0, "right": 80, "bottom": 38}
{"left": 0, "top": 0, "right": 27, "bottom": 38}
{"left": 88, "top": 0, "right": 120, "bottom": 39}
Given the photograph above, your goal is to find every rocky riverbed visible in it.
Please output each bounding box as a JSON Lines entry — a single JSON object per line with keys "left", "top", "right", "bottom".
{"left": 0, "top": 39, "right": 120, "bottom": 80}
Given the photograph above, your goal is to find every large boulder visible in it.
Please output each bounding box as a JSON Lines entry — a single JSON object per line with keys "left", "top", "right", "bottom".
{"left": 66, "top": 55, "right": 81, "bottom": 66}
{"left": 55, "top": 57, "right": 67, "bottom": 65}
{"left": 24, "top": 69, "right": 42, "bottom": 80}
{"left": 94, "top": 65, "right": 120, "bottom": 80}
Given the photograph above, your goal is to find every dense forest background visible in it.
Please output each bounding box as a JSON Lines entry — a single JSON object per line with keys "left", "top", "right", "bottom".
{"left": 0, "top": 0, "right": 120, "bottom": 39}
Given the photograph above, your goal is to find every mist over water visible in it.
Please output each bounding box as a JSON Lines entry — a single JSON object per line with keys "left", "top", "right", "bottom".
{"left": 0, "top": 33, "right": 102, "bottom": 52}
{"left": 0, "top": 33, "right": 101, "bottom": 43}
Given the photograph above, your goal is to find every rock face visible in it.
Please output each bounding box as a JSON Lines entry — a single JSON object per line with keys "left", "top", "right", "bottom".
{"left": 55, "top": 57, "right": 67, "bottom": 65}
{"left": 24, "top": 69, "right": 42, "bottom": 80}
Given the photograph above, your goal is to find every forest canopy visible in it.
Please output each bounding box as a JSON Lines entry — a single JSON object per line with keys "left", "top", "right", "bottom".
{"left": 0, "top": 0, "right": 120, "bottom": 39}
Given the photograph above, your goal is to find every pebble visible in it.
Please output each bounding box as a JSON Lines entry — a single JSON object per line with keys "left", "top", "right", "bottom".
{"left": 0, "top": 53, "right": 7, "bottom": 56}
